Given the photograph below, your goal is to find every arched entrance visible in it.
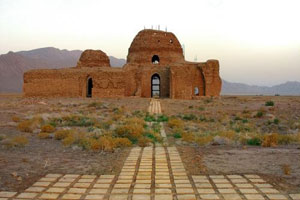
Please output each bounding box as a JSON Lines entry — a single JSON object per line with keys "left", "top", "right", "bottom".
{"left": 152, "top": 55, "right": 160, "bottom": 64}
{"left": 87, "top": 77, "right": 93, "bottom": 98}
{"left": 151, "top": 74, "right": 160, "bottom": 98}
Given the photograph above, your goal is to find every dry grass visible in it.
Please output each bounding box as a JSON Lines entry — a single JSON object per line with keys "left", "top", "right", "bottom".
{"left": 262, "top": 133, "right": 278, "bottom": 147}
{"left": 167, "top": 118, "right": 184, "bottom": 129}
{"left": 182, "top": 132, "right": 195, "bottom": 142}
{"left": 196, "top": 135, "right": 214, "bottom": 146}
{"left": 55, "top": 130, "right": 73, "bottom": 140}
{"left": 281, "top": 164, "right": 291, "bottom": 175}
{"left": 7, "top": 135, "right": 29, "bottom": 147}
{"left": 41, "top": 124, "right": 56, "bottom": 133}
{"left": 37, "top": 132, "right": 50, "bottom": 139}
{"left": 11, "top": 116, "right": 21, "bottom": 122}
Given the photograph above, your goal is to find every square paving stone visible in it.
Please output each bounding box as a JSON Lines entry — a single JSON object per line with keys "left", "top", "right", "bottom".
{"left": 85, "top": 194, "right": 105, "bottom": 200}
{"left": 266, "top": 194, "right": 288, "bottom": 200}
{"left": 177, "top": 194, "right": 196, "bottom": 200}
{"left": 176, "top": 188, "right": 195, "bottom": 194}
{"left": 155, "top": 183, "right": 172, "bottom": 188}
{"left": 212, "top": 179, "right": 229, "bottom": 184}
{"left": 68, "top": 187, "right": 87, "bottom": 194}
{"left": 290, "top": 194, "right": 300, "bottom": 200}
{"left": 244, "top": 194, "right": 265, "bottom": 200}
{"left": 33, "top": 181, "right": 52, "bottom": 187}
{"left": 155, "top": 194, "right": 173, "bottom": 200}
{"left": 231, "top": 179, "right": 248, "bottom": 183}
{"left": 175, "top": 183, "right": 193, "bottom": 188}
{"left": 93, "top": 183, "right": 111, "bottom": 188}
{"left": 210, "top": 175, "right": 225, "bottom": 179}
{"left": 197, "top": 189, "right": 216, "bottom": 194}
{"left": 17, "top": 192, "right": 39, "bottom": 199}
{"left": 101, "top": 175, "right": 115, "bottom": 179}
{"left": 155, "top": 188, "right": 172, "bottom": 194}
{"left": 46, "top": 187, "right": 65, "bottom": 193}
{"left": 134, "top": 184, "right": 151, "bottom": 189}
{"left": 244, "top": 175, "right": 261, "bottom": 179}
{"left": 227, "top": 175, "right": 243, "bottom": 179}
{"left": 222, "top": 194, "right": 242, "bottom": 200}
{"left": 218, "top": 189, "right": 237, "bottom": 194}
{"left": 97, "top": 178, "right": 114, "bottom": 183}
{"left": 53, "top": 182, "right": 72, "bottom": 187}
{"left": 73, "top": 183, "right": 91, "bottom": 188}
{"left": 255, "top": 183, "right": 273, "bottom": 188}
{"left": 174, "top": 180, "right": 190, "bottom": 184}
{"left": 89, "top": 188, "right": 108, "bottom": 194}
{"left": 215, "top": 183, "right": 233, "bottom": 188}
{"left": 111, "top": 188, "right": 129, "bottom": 194}
{"left": 25, "top": 186, "right": 45, "bottom": 192}
{"left": 39, "top": 193, "right": 60, "bottom": 199}
{"left": 114, "top": 184, "right": 131, "bottom": 189}
{"left": 249, "top": 178, "right": 266, "bottom": 183}
{"left": 136, "top": 180, "right": 151, "bottom": 184}
{"left": 239, "top": 188, "right": 258, "bottom": 194}
{"left": 39, "top": 177, "right": 57, "bottom": 182}
{"left": 59, "top": 177, "right": 76, "bottom": 182}
{"left": 235, "top": 184, "right": 253, "bottom": 188}
{"left": 259, "top": 188, "right": 280, "bottom": 193}
{"left": 78, "top": 178, "right": 95, "bottom": 183}
{"left": 61, "top": 194, "right": 82, "bottom": 199}
{"left": 195, "top": 183, "right": 213, "bottom": 188}
{"left": 132, "top": 195, "right": 151, "bottom": 200}
{"left": 200, "top": 194, "right": 220, "bottom": 200}
{"left": 133, "top": 189, "right": 151, "bottom": 194}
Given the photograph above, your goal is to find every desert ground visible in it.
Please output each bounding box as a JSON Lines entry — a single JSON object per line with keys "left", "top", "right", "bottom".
{"left": 0, "top": 94, "right": 300, "bottom": 197}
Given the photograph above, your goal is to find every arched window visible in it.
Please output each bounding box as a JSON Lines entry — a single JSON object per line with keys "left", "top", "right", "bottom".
{"left": 87, "top": 77, "right": 93, "bottom": 98}
{"left": 194, "top": 87, "right": 199, "bottom": 96}
{"left": 151, "top": 74, "right": 160, "bottom": 98}
{"left": 152, "top": 55, "right": 160, "bottom": 64}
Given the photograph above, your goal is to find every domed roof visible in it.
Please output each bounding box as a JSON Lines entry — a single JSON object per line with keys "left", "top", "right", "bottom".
{"left": 127, "top": 29, "right": 184, "bottom": 65}
{"left": 77, "top": 49, "right": 110, "bottom": 68}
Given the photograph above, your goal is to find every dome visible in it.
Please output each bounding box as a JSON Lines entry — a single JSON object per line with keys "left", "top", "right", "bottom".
{"left": 127, "top": 29, "right": 184, "bottom": 65}
{"left": 77, "top": 49, "right": 110, "bottom": 68}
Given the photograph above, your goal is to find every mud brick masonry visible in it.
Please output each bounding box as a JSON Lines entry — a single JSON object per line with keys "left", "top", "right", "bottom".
{"left": 23, "top": 29, "right": 222, "bottom": 99}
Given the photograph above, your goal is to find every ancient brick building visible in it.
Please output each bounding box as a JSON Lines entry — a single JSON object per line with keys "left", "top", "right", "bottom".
{"left": 23, "top": 29, "right": 222, "bottom": 99}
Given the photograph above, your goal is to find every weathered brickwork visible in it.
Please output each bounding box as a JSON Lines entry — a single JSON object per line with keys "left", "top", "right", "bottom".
{"left": 23, "top": 29, "right": 222, "bottom": 99}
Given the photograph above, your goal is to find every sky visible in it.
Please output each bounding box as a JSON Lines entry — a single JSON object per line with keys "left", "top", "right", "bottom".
{"left": 0, "top": 0, "right": 299, "bottom": 86}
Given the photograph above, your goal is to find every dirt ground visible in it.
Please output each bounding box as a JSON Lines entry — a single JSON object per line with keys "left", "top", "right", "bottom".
{"left": 0, "top": 94, "right": 300, "bottom": 193}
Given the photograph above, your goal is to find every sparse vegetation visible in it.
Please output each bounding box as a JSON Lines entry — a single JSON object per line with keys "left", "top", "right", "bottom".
{"left": 41, "top": 124, "right": 55, "bottom": 133}
{"left": 265, "top": 100, "right": 275, "bottom": 106}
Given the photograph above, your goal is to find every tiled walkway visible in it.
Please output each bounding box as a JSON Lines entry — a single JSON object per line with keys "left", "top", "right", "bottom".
{"left": 1, "top": 100, "right": 300, "bottom": 200}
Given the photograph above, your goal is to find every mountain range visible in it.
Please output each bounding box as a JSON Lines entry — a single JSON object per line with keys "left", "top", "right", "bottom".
{"left": 0, "top": 47, "right": 299, "bottom": 95}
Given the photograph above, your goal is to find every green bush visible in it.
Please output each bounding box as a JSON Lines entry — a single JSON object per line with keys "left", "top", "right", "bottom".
{"left": 265, "top": 101, "right": 274, "bottom": 106}
{"left": 247, "top": 137, "right": 262, "bottom": 146}
{"left": 144, "top": 114, "right": 156, "bottom": 122}
{"left": 182, "top": 114, "right": 197, "bottom": 121}
{"left": 274, "top": 118, "right": 280, "bottom": 125}
{"left": 157, "top": 115, "right": 168, "bottom": 122}
{"left": 255, "top": 111, "right": 264, "bottom": 118}
{"left": 173, "top": 132, "right": 182, "bottom": 138}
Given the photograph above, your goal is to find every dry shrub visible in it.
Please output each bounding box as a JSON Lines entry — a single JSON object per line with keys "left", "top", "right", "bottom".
{"left": 182, "top": 132, "right": 195, "bottom": 142}
{"left": 89, "top": 138, "right": 101, "bottom": 151}
{"left": 168, "top": 118, "right": 184, "bottom": 129}
{"left": 281, "top": 164, "right": 291, "bottom": 175}
{"left": 17, "top": 120, "right": 34, "bottom": 133}
{"left": 62, "top": 135, "right": 76, "bottom": 146}
{"left": 115, "top": 123, "right": 144, "bottom": 141}
{"left": 126, "top": 117, "right": 145, "bottom": 126}
{"left": 12, "top": 116, "right": 21, "bottom": 122}
{"left": 55, "top": 130, "right": 73, "bottom": 140}
{"left": 98, "top": 136, "right": 116, "bottom": 151}
{"left": 17, "top": 118, "right": 42, "bottom": 133}
{"left": 114, "top": 138, "right": 132, "bottom": 148}
{"left": 262, "top": 133, "right": 278, "bottom": 147}
{"left": 138, "top": 137, "right": 151, "bottom": 147}
{"left": 38, "top": 132, "right": 50, "bottom": 139}
{"left": 278, "top": 134, "right": 296, "bottom": 145}
{"left": 9, "top": 135, "right": 28, "bottom": 147}
{"left": 196, "top": 135, "right": 213, "bottom": 146}
{"left": 41, "top": 124, "right": 56, "bottom": 133}
{"left": 219, "top": 130, "right": 236, "bottom": 140}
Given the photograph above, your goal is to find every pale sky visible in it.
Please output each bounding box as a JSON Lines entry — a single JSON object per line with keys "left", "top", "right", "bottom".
{"left": 0, "top": 0, "right": 299, "bottom": 86}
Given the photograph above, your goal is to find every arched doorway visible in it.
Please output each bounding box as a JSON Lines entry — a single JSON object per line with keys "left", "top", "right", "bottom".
{"left": 87, "top": 77, "right": 93, "bottom": 98}
{"left": 152, "top": 55, "right": 160, "bottom": 64}
{"left": 151, "top": 74, "right": 160, "bottom": 98}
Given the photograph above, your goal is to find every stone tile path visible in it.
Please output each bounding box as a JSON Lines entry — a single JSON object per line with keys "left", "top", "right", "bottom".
{"left": 1, "top": 100, "right": 299, "bottom": 200}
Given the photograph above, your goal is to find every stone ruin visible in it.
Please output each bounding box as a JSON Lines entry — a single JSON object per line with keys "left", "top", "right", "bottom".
{"left": 23, "top": 29, "right": 222, "bottom": 99}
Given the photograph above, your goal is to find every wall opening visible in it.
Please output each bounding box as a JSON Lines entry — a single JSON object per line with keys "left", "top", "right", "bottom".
{"left": 194, "top": 87, "right": 199, "bottom": 96}
{"left": 87, "top": 77, "right": 93, "bottom": 98}
{"left": 151, "top": 74, "right": 160, "bottom": 98}
{"left": 152, "top": 55, "right": 160, "bottom": 64}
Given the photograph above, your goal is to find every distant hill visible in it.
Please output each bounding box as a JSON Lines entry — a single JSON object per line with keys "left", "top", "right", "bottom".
{"left": 222, "top": 80, "right": 300, "bottom": 96}
{"left": 0, "top": 47, "right": 126, "bottom": 93}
